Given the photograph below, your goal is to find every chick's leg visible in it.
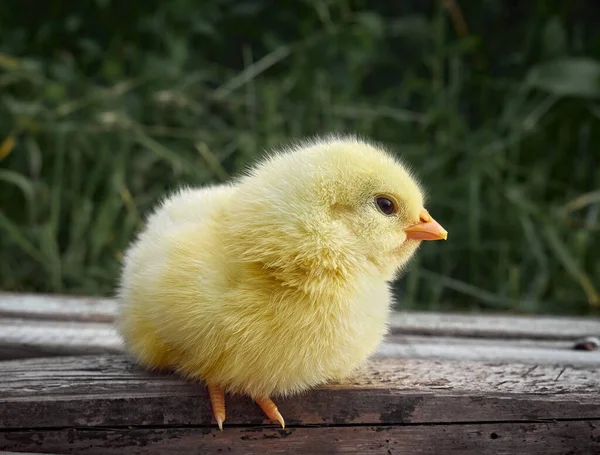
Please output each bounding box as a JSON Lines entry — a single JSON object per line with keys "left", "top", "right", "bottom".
{"left": 208, "top": 384, "right": 226, "bottom": 431}
{"left": 255, "top": 397, "right": 285, "bottom": 429}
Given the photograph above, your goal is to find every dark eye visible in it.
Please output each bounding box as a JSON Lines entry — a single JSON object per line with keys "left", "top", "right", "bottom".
{"left": 375, "top": 197, "right": 397, "bottom": 215}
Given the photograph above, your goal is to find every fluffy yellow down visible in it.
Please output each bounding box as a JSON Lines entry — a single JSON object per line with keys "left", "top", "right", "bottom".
{"left": 116, "top": 135, "right": 427, "bottom": 399}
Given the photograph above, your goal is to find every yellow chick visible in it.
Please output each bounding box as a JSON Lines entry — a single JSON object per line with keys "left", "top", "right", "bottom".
{"left": 116, "top": 135, "right": 447, "bottom": 430}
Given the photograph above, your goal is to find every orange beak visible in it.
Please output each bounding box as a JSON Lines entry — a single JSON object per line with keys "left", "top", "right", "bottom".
{"left": 404, "top": 209, "right": 448, "bottom": 241}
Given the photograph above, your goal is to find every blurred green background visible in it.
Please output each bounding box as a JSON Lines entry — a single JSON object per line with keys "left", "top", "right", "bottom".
{"left": 0, "top": 0, "right": 598, "bottom": 315}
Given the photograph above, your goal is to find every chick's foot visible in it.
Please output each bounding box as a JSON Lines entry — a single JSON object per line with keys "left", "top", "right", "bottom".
{"left": 208, "top": 384, "right": 226, "bottom": 430}
{"left": 255, "top": 397, "right": 285, "bottom": 428}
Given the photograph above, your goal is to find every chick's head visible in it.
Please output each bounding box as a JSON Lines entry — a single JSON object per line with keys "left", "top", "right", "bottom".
{"left": 227, "top": 136, "right": 447, "bottom": 288}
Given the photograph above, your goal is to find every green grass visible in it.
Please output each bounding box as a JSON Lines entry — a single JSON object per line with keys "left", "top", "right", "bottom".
{"left": 0, "top": 0, "right": 599, "bottom": 315}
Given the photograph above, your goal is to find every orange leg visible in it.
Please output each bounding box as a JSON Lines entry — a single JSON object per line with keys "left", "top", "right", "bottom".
{"left": 255, "top": 397, "right": 285, "bottom": 429}
{"left": 208, "top": 384, "right": 226, "bottom": 431}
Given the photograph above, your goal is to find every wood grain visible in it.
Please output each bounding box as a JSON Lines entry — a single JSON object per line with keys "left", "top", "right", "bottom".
{"left": 1, "top": 355, "right": 599, "bottom": 453}
{"left": 0, "top": 292, "right": 116, "bottom": 323}
{"left": 388, "top": 311, "right": 600, "bottom": 340}
{"left": 377, "top": 336, "right": 600, "bottom": 366}
{"left": 0, "top": 318, "right": 122, "bottom": 360}
{"left": 1, "top": 355, "right": 599, "bottom": 430}
{"left": 0, "top": 453, "right": 62, "bottom": 455}
{"left": 0, "top": 452, "right": 63, "bottom": 455}
{"left": 3, "top": 291, "right": 599, "bottom": 339}
{"left": 3, "top": 293, "right": 600, "bottom": 365}
{"left": 2, "top": 421, "right": 598, "bottom": 455}
{"left": 1, "top": 291, "right": 599, "bottom": 454}
{"left": 3, "top": 319, "right": 600, "bottom": 365}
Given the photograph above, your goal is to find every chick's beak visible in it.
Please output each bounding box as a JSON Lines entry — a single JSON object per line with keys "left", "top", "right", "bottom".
{"left": 404, "top": 209, "right": 448, "bottom": 241}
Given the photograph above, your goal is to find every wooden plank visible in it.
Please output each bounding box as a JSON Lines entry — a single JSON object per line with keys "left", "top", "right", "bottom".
{"left": 377, "top": 336, "right": 600, "bottom": 366}
{"left": 0, "top": 318, "right": 122, "bottom": 360}
{"left": 0, "top": 452, "right": 62, "bottom": 455}
{"left": 0, "top": 453, "right": 62, "bottom": 455}
{"left": 3, "top": 317, "right": 600, "bottom": 366}
{"left": 2, "top": 292, "right": 599, "bottom": 365}
{"left": 0, "top": 292, "right": 116, "bottom": 322}
{"left": 388, "top": 311, "right": 600, "bottom": 340}
{"left": 1, "top": 355, "right": 599, "bottom": 428}
{"left": 2, "top": 292, "right": 600, "bottom": 340}
{"left": 1, "top": 355, "right": 598, "bottom": 454}
{"left": 2, "top": 421, "right": 598, "bottom": 455}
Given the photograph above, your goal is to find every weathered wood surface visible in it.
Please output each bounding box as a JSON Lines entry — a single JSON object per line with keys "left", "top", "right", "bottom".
{"left": 376, "top": 336, "right": 600, "bottom": 366}
{"left": 0, "top": 318, "right": 122, "bottom": 360}
{"left": 3, "top": 291, "right": 600, "bottom": 339}
{"left": 0, "top": 452, "right": 62, "bottom": 455}
{"left": 1, "top": 293, "right": 600, "bottom": 453}
{"left": 4, "top": 422, "right": 599, "bottom": 455}
{"left": 0, "top": 293, "right": 116, "bottom": 323}
{"left": 1, "top": 355, "right": 599, "bottom": 454}
{"left": 6, "top": 320, "right": 600, "bottom": 366}
{"left": 3, "top": 355, "right": 600, "bottom": 427}
{"left": 2, "top": 292, "right": 600, "bottom": 366}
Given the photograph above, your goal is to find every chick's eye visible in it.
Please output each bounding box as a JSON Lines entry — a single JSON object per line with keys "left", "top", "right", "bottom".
{"left": 376, "top": 197, "right": 397, "bottom": 215}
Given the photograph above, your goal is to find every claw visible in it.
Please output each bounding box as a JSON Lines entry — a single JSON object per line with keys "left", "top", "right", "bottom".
{"left": 208, "top": 384, "right": 226, "bottom": 431}
{"left": 255, "top": 397, "right": 286, "bottom": 429}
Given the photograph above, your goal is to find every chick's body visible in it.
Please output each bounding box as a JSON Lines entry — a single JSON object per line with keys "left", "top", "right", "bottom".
{"left": 118, "top": 184, "right": 390, "bottom": 398}
{"left": 117, "top": 136, "right": 446, "bottom": 427}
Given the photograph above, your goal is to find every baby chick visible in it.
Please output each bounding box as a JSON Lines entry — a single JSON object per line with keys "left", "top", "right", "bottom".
{"left": 116, "top": 135, "right": 447, "bottom": 430}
